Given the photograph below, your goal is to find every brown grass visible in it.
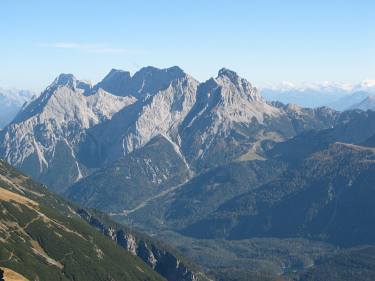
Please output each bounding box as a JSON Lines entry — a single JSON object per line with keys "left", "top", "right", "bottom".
{"left": 0, "top": 187, "right": 39, "bottom": 209}
{"left": 1, "top": 267, "right": 29, "bottom": 281}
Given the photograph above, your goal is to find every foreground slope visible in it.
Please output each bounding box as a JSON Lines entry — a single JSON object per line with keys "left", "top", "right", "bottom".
{"left": 0, "top": 160, "right": 164, "bottom": 281}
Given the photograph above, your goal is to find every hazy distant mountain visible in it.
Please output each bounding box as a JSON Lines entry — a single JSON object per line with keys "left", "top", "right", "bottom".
{"left": 328, "top": 91, "right": 374, "bottom": 111}
{"left": 261, "top": 84, "right": 350, "bottom": 108}
{"left": 349, "top": 95, "right": 375, "bottom": 111}
{"left": 0, "top": 88, "right": 34, "bottom": 128}
{"left": 261, "top": 80, "right": 375, "bottom": 110}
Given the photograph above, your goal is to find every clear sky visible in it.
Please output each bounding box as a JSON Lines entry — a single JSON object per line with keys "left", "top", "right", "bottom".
{"left": 1, "top": 0, "right": 374, "bottom": 92}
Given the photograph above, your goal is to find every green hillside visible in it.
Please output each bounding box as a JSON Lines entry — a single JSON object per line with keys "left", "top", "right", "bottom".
{"left": 0, "top": 160, "right": 164, "bottom": 281}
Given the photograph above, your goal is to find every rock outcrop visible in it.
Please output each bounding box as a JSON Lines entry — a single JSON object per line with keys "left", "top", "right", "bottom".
{"left": 77, "top": 209, "right": 209, "bottom": 281}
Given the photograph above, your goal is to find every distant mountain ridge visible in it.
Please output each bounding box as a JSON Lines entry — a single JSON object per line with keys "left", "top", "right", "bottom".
{"left": 261, "top": 80, "right": 375, "bottom": 110}
{"left": 0, "top": 88, "right": 35, "bottom": 128}
{"left": 350, "top": 95, "right": 375, "bottom": 111}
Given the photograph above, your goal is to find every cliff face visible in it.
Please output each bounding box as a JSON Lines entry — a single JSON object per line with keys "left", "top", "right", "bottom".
{"left": 77, "top": 209, "right": 209, "bottom": 281}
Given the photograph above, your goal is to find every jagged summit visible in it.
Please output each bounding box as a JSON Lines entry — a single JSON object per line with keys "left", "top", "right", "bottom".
{"left": 217, "top": 67, "right": 240, "bottom": 82}
{"left": 50, "top": 73, "right": 91, "bottom": 92}
{"left": 217, "top": 68, "right": 249, "bottom": 88}
{"left": 108, "top": 68, "right": 131, "bottom": 76}
{"left": 93, "top": 66, "right": 262, "bottom": 101}
{"left": 52, "top": 73, "right": 76, "bottom": 86}
{"left": 136, "top": 65, "right": 185, "bottom": 76}
{"left": 95, "top": 66, "right": 190, "bottom": 98}
{"left": 1, "top": 70, "right": 135, "bottom": 187}
{"left": 13, "top": 73, "right": 93, "bottom": 123}
{"left": 96, "top": 69, "right": 132, "bottom": 96}
{"left": 213, "top": 68, "right": 262, "bottom": 103}
{"left": 103, "top": 69, "right": 131, "bottom": 81}
{"left": 130, "top": 65, "right": 189, "bottom": 98}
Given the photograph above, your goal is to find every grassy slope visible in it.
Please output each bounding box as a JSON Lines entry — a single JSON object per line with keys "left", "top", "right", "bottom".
{"left": 0, "top": 160, "right": 164, "bottom": 281}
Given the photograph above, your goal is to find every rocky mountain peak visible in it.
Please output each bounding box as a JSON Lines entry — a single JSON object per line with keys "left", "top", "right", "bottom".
{"left": 130, "top": 66, "right": 189, "bottom": 98}
{"left": 137, "top": 65, "right": 185, "bottom": 78}
{"left": 96, "top": 69, "right": 132, "bottom": 96}
{"left": 53, "top": 73, "right": 76, "bottom": 86}
{"left": 102, "top": 69, "right": 131, "bottom": 83}
{"left": 12, "top": 74, "right": 93, "bottom": 123}
{"left": 94, "top": 66, "right": 190, "bottom": 99}
{"left": 217, "top": 67, "right": 240, "bottom": 82}
{"left": 49, "top": 73, "right": 91, "bottom": 93}
{"left": 213, "top": 68, "right": 262, "bottom": 104}
{"left": 107, "top": 68, "right": 131, "bottom": 77}
{"left": 0, "top": 65, "right": 341, "bottom": 194}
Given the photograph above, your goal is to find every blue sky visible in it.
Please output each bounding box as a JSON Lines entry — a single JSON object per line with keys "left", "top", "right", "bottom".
{"left": 1, "top": 0, "right": 374, "bottom": 91}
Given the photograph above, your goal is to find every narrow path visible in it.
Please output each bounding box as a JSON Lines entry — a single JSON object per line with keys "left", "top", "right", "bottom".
{"left": 23, "top": 215, "right": 42, "bottom": 229}
{"left": 110, "top": 178, "right": 191, "bottom": 216}
{"left": 0, "top": 252, "right": 14, "bottom": 263}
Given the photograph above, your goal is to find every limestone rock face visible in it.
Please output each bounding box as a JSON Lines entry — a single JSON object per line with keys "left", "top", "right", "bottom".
{"left": 0, "top": 66, "right": 338, "bottom": 194}
{"left": 0, "top": 74, "right": 135, "bottom": 191}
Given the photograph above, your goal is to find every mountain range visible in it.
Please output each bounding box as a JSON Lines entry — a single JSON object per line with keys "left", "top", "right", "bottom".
{"left": 0, "top": 66, "right": 339, "bottom": 192}
{"left": 1, "top": 66, "right": 375, "bottom": 280}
